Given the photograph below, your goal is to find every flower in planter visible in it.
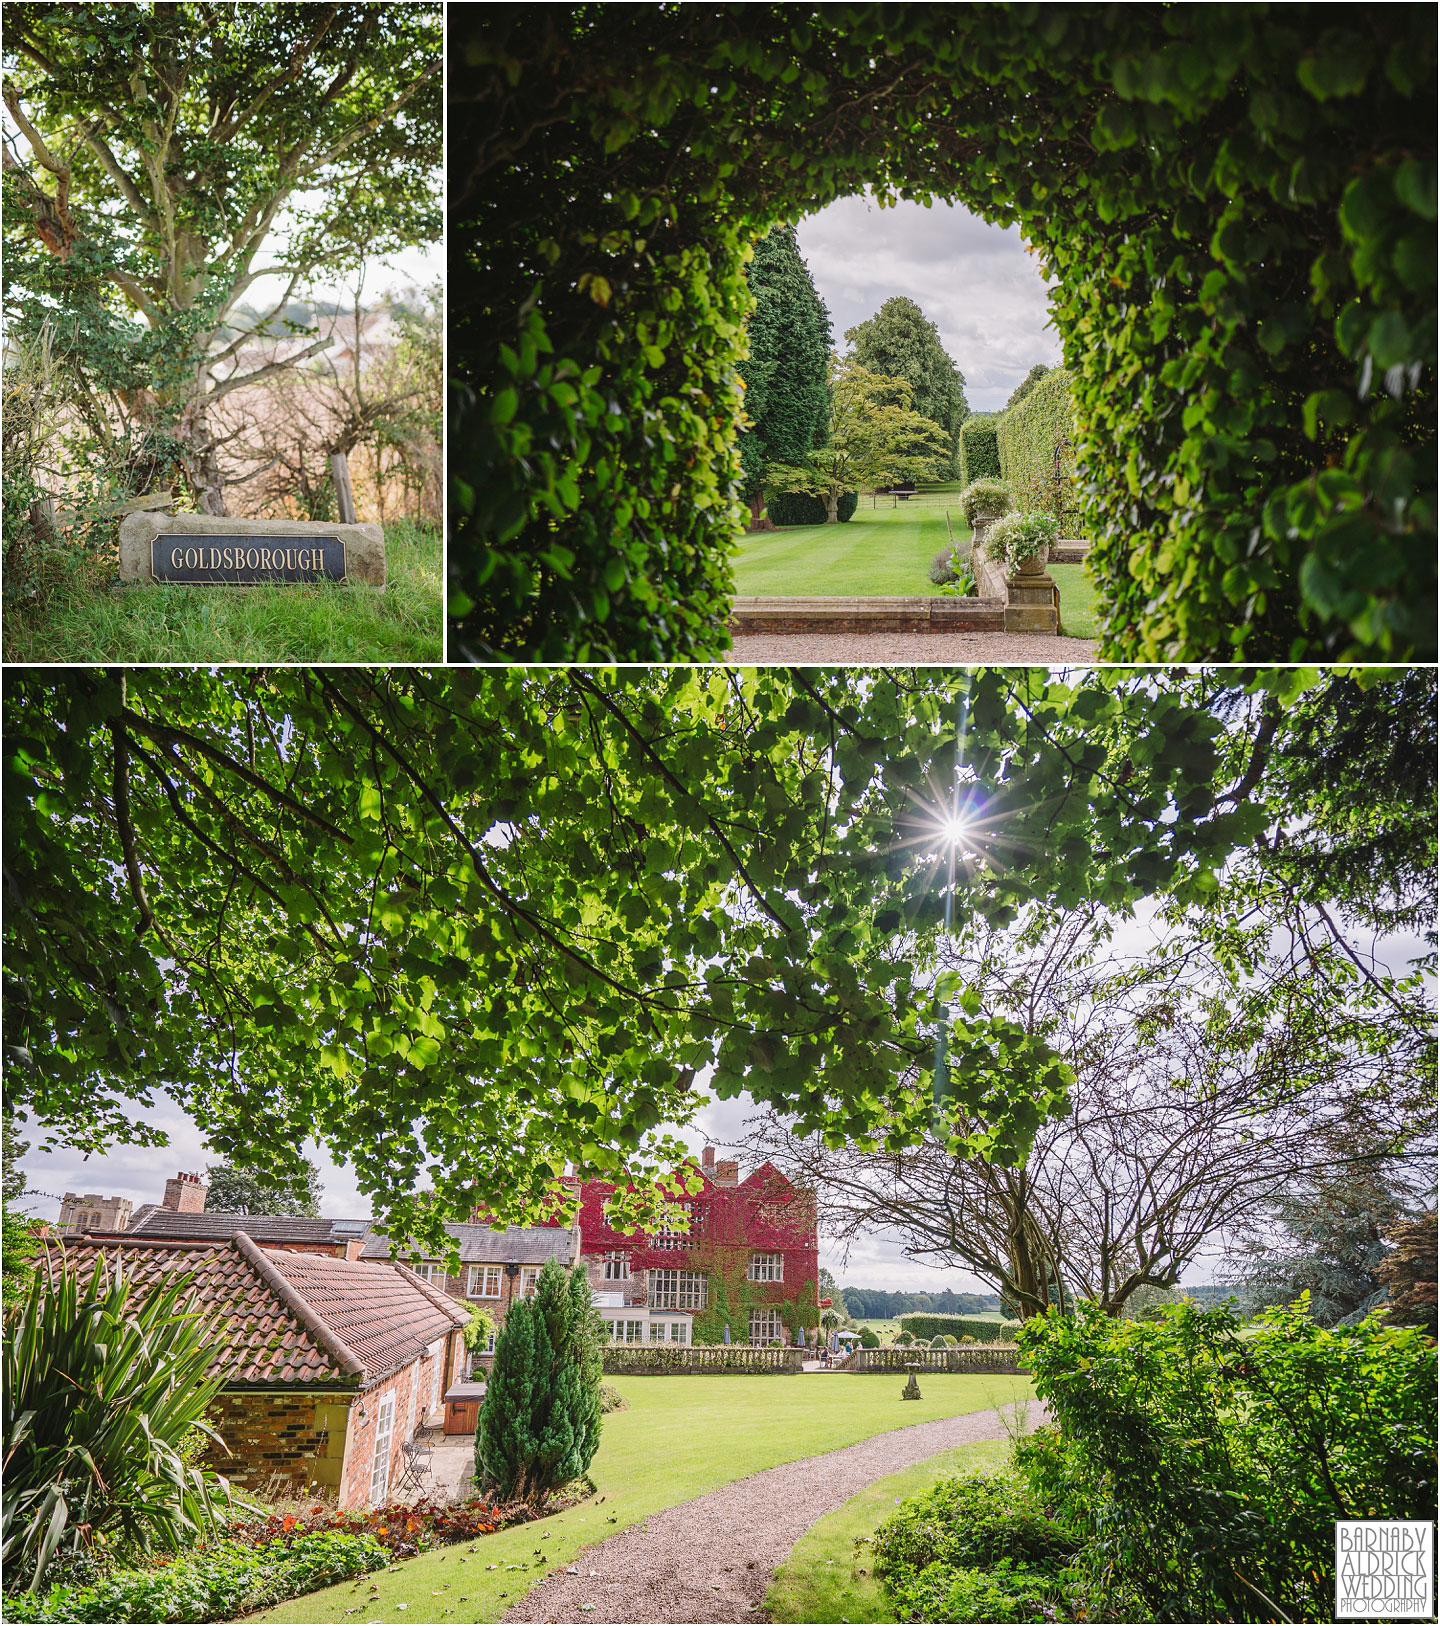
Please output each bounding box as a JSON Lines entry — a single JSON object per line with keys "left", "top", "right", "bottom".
{"left": 956, "top": 478, "right": 1013, "bottom": 525}
{"left": 983, "top": 510, "right": 1060, "bottom": 571}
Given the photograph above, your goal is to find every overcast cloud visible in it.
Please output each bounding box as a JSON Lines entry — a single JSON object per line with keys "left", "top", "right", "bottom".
{"left": 795, "top": 193, "right": 1062, "bottom": 413}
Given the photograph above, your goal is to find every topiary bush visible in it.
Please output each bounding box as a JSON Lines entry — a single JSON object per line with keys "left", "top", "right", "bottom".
{"left": 764, "top": 488, "right": 857, "bottom": 526}
{"left": 452, "top": 6, "right": 1434, "bottom": 662}
{"left": 957, "top": 477, "right": 1013, "bottom": 524}
{"left": 859, "top": 1327, "right": 880, "bottom": 1348}
{"left": 958, "top": 413, "right": 1003, "bottom": 485}
{"left": 996, "top": 369, "right": 1077, "bottom": 528}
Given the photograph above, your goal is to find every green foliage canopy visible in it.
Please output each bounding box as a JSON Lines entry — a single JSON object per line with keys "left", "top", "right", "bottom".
{"left": 450, "top": 4, "right": 1435, "bottom": 662}
{"left": 736, "top": 226, "right": 832, "bottom": 517}
{"left": 845, "top": 296, "right": 969, "bottom": 475}
{"left": 3, "top": 666, "right": 1381, "bottom": 1249}
{"left": 1, "top": 2, "right": 441, "bottom": 511}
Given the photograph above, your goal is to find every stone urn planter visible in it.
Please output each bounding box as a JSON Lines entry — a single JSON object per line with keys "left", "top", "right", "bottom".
{"left": 1012, "top": 545, "right": 1051, "bottom": 576}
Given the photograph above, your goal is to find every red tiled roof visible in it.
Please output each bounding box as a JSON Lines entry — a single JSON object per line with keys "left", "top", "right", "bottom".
{"left": 47, "top": 1233, "right": 465, "bottom": 1392}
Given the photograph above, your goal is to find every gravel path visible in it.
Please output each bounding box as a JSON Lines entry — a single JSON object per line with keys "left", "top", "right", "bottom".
{"left": 503, "top": 1399, "right": 1046, "bottom": 1625}
{"left": 725, "top": 632, "right": 1099, "bottom": 664}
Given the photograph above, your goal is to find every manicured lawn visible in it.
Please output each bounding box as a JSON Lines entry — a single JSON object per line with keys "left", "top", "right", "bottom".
{"left": 1052, "top": 561, "right": 1097, "bottom": 640}
{"left": 734, "top": 504, "right": 1100, "bottom": 640}
{"left": 251, "top": 1372, "right": 1032, "bottom": 1625}
{"left": 734, "top": 502, "right": 971, "bottom": 597}
{"left": 765, "top": 1438, "right": 1012, "bottom": 1624}
{"left": 3, "top": 518, "right": 442, "bottom": 663}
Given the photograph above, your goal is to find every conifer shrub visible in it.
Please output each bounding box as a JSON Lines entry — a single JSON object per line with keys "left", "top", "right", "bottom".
{"left": 474, "top": 1261, "right": 603, "bottom": 1506}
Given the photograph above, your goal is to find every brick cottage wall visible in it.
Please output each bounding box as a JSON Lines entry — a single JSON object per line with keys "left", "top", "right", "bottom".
{"left": 337, "top": 1335, "right": 457, "bottom": 1509}
{"left": 205, "top": 1391, "right": 353, "bottom": 1500}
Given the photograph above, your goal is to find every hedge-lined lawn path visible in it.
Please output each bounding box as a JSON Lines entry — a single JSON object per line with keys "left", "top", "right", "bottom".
{"left": 504, "top": 1400, "right": 1046, "bottom": 1625}
{"left": 249, "top": 1373, "right": 1032, "bottom": 1625}
{"left": 728, "top": 630, "right": 1099, "bottom": 663}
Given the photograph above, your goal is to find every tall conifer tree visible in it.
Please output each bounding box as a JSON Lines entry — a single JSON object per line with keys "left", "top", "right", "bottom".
{"left": 846, "top": 298, "right": 969, "bottom": 477}
{"left": 737, "top": 225, "right": 831, "bottom": 528}
{"left": 474, "top": 1261, "right": 603, "bottom": 1505}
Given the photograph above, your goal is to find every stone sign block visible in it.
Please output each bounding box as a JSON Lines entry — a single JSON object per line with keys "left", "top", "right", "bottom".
{"left": 119, "top": 513, "right": 385, "bottom": 587}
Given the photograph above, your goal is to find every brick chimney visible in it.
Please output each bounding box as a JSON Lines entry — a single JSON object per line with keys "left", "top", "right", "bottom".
{"left": 714, "top": 1159, "right": 739, "bottom": 1187}
{"left": 161, "top": 1171, "right": 208, "bottom": 1213}
{"left": 700, "top": 1146, "right": 716, "bottom": 1176}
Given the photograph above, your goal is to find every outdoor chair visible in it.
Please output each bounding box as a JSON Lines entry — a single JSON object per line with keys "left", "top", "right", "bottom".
{"left": 394, "top": 1435, "right": 433, "bottom": 1496}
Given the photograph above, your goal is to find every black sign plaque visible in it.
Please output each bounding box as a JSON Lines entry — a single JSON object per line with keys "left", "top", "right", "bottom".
{"left": 152, "top": 534, "right": 347, "bottom": 584}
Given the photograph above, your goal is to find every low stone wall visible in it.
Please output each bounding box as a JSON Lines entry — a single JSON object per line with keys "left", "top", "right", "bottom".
{"left": 839, "top": 1345, "right": 1024, "bottom": 1375}
{"left": 603, "top": 1344, "right": 803, "bottom": 1375}
{"left": 731, "top": 597, "right": 1005, "bottom": 636}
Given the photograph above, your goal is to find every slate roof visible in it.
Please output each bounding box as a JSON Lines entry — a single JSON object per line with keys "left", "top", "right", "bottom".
{"left": 360, "top": 1222, "right": 578, "bottom": 1267}
{"left": 46, "top": 1233, "right": 465, "bottom": 1392}
{"left": 126, "top": 1206, "right": 372, "bottom": 1245}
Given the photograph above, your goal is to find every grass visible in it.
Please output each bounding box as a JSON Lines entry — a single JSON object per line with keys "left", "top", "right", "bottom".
{"left": 734, "top": 502, "right": 971, "bottom": 597}
{"left": 2, "top": 518, "right": 442, "bottom": 663}
{"left": 1052, "top": 561, "right": 1097, "bottom": 640}
{"left": 251, "top": 1371, "right": 1033, "bottom": 1625}
{"left": 765, "top": 1439, "right": 1012, "bottom": 1624}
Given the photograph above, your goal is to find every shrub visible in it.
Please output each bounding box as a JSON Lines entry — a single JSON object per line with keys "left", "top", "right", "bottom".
{"left": 958, "top": 414, "right": 1002, "bottom": 485}
{"left": 893, "top": 1331, "right": 914, "bottom": 1347}
{"left": 870, "top": 1471, "right": 1082, "bottom": 1625}
{"left": 764, "top": 488, "right": 857, "bottom": 525}
{"left": 598, "top": 1383, "right": 628, "bottom": 1414}
{"left": 956, "top": 477, "right": 1012, "bottom": 524}
{"left": 897, "top": 1313, "right": 1017, "bottom": 1344}
{"left": 1017, "top": 1297, "right": 1439, "bottom": 1622}
{"left": 859, "top": 1328, "right": 880, "bottom": 1349}
{"left": 883, "top": 1559, "right": 1053, "bottom": 1625}
{"left": 930, "top": 545, "right": 976, "bottom": 594}
{"left": 996, "top": 367, "right": 1077, "bottom": 526}
{"left": 475, "top": 1260, "right": 603, "bottom": 1506}
{"left": 981, "top": 511, "right": 1060, "bottom": 571}
{"left": 3, "top": 1531, "right": 385, "bottom": 1624}
{"left": 2, "top": 1260, "right": 236, "bottom": 1592}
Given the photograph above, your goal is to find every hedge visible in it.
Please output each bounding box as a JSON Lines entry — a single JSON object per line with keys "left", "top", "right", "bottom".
{"left": 958, "top": 414, "right": 1002, "bottom": 485}
{"left": 996, "top": 368, "right": 1079, "bottom": 530}
{"left": 764, "top": 488, "right": 857, "bottom": 525}
{"left": 898, "top": 1313, "right": 1022, "bottom": 1343}
{"left": 451, "top": 6, "right": 1434, "bottom": 662}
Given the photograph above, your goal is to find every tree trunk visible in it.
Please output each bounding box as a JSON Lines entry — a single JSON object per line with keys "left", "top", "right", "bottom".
{"left": 178, "top": 401, "right": 229, "bottom": 516}
{"left": 824, "top": 491, "right": 838, "bottom": 524}
{"left": 747, "top": 493, "right": 776, "bottom": 533}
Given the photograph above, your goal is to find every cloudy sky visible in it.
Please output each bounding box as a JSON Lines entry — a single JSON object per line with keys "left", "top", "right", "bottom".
{"left": 795, "top": 193, "right": 1062, "bottom": 413}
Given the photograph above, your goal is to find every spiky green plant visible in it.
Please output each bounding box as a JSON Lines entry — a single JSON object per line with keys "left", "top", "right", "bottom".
{"left": 2, "top": 1258, "right": 238, "bottom": 1592}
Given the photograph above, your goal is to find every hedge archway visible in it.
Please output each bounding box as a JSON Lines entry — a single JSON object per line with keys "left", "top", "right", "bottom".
{"left": 450, "top": 5, "right": 1435, "bottom": 662}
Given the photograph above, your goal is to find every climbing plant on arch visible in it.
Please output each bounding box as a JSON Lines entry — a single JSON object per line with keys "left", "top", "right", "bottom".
{"left": 449, "top": 4, "right": 1435, "bottom": 663}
